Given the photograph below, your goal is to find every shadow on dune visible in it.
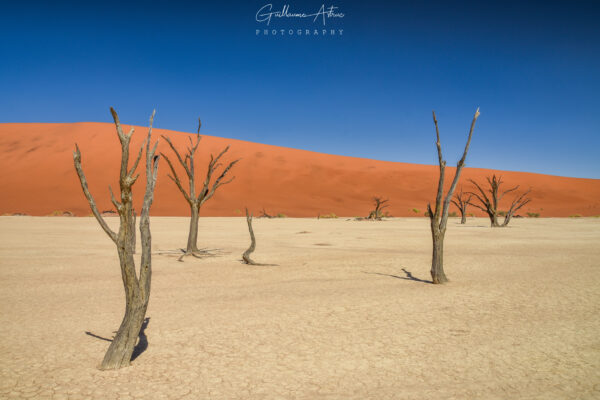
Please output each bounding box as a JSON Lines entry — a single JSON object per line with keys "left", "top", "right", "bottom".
{"left": 363, "top": 268, "right": 432, "bottom": 284}
{"left": 85, "top": 317, "right": 150, "bottom": 361}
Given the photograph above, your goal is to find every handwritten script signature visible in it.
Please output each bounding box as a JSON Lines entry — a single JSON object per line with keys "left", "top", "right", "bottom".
{"left": 256, "top": 4, "right": 345, "bottom": 26}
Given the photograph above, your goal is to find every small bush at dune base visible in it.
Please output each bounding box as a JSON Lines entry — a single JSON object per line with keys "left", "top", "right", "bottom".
{"left": 448, "top": 211, "right": 457, "bottom": 217}
{"left": 49, "top": 210, "right": 74, "bottom": 217}
{"left": 320, "top": 213, "right": 338, "bottom": 219}
{"left": 526, "top": 212, "right": 540, "bottom": 218}
{"left": 411, "top": 208, "right": 420, "bottom": 214}
{"left": 569, "top": 214, "right": 582, "bottom": 218}
{"left": 276, "top": 213, "right": 287, "bottom": 218}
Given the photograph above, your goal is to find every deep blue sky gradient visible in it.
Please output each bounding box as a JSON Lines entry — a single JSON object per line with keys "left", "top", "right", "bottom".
{"left": 1, "top": 0, "right": 599, "bottom": 178}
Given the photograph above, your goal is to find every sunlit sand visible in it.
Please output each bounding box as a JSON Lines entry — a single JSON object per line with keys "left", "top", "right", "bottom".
{"left": 1, "top": 216, "right": 598, "bottom": 399}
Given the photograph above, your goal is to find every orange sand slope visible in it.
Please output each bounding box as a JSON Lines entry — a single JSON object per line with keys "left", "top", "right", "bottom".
{"left": 0, "top": 122, "right": 599, "bottom": 217}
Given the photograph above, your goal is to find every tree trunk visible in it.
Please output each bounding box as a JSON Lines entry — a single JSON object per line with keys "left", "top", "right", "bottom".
{"left": 99, "top": 202, "right": 150, "bottom": 370}
{"left": 489, "top": 213, "right": 500, "bottom": 227}
{"left": 460, "top": 212, "right": 466, "bottom": 224}
{"left": 186, "top": 203, "right": 200, "bottom": 253}
{"left": 129, "top": 210, "right": 136, "bottom": 254}
{"left": 430, "top": 228, "right": 448, "bottom": 284}
{"left": 100, "top": 263, "right": 149, "bottom": 370}
{"left": 242, "top": 208, "right": 257, "bottom": 265}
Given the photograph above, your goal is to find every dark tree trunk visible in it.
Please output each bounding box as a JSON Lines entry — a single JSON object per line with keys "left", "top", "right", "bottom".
{"left": 430, "top": 226, "right": 448, "bottom": 284}
{"left": 490, "top": 213, "right": 500, "bottom": 227}
{"left": 186, "top": 203, "right": 200, "bottom": 253}
{"left": 460, "top": 213, "right": 466, "bottom": 224}
{"left": 101, "top": 246, "right": 149, "bottom": 369}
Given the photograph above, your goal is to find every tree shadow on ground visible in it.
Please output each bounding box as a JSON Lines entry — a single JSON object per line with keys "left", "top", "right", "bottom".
{"left": 450, "top": 222, "right": 490, "bottom": 227}
{"left": 363, "top": 268, "right": 432, "bottom": 284}
{"left": 85, "top": 317, "right": 150, "bottom": 361}
{"left": 155, "top": 248, "right": 228, "bottom": 262}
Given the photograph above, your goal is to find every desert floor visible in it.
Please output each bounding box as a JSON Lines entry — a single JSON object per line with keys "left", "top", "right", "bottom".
{"left": 0, "top": 216, "right": 599, "bottom": 400}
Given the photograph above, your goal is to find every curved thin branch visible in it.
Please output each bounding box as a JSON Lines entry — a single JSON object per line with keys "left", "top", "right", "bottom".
{"left": 440, "top": 108, "right": 480, "bottom": 230}
{"left": 242, "top": 208, "right": 257, "bottom": 265}
{"left": 161, "top": 135, "right": 192, "bottom": 179}
{"left": 161, "top": 153, "right": 193, "bottom": 204}
{"left": 73, "top": 144, "right": 117, "bottom": 243}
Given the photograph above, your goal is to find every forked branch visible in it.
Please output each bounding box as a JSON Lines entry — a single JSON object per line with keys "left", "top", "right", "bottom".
{"left": 73, "top": 145, "right": 118, "bottom": 243}
{"left": 427, "top": 108, "right": 480, "bottom": 284}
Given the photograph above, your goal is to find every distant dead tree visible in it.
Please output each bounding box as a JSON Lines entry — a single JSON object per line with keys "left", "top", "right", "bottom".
{"left": 503, "top": 189, "right": 532, "bottom": 225}
{"left": 451, "top": 187, "right": 473, "bottom": 224}
{"left": 242, "top": 208, "right": 257, "bottom": 264}
{"left": 73, "top": 107, "right": 160, "bottom": 370}
{"left": 367, "top": 197, "right": 389, "bottom": 220}
{"left": 242, "top": 208, "right": 276, "bottom": 266}
{"left": 468, "top": 175, "right": 532, "bottom": 227}
{"left": 427, "top": 109, "right": 480, "bottom": 284}
{"left": 259, "top": 207, "right": 273, "bottom": 218}
{"left": 161, "top": 119, "right": 239, "bottom": 260}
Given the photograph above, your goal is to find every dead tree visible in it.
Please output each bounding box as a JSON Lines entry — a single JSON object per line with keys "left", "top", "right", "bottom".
{"left": 259, "top": 207, "right": 273, "bottom": 218}
{"left": 367, "top": 197, "right": 389, "bottom": 220}
{"left": 241, "top": 208, "right": 276, "bottom": 266}
{"left": 468, "top": 175, "right": 531, "bottom": 227}
{"left": 161, "top": 119, "right": 239, "bottom": 259}
{"left": 242, "top": 208, "right": 257, "bottom": 265}
{"left": 451, "top": 187, "right": 472, "bottom": 224}
{"left": 427, "top": 109, "right": 480, "bottom": 284}
{"left": 73, "top": 107, "right": 160, "bottom": 370}
{"left": 502, "top": 189, "right": 532, "bottom": 225}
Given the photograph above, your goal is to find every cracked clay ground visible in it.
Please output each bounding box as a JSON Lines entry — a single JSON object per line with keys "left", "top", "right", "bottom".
{"left": 0, "top": 217, "right": 599, "bottom": 399}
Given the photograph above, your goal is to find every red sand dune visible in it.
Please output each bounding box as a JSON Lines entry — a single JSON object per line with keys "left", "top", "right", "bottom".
{"left": 1, "top": 122, "right": 599, "bottom": 217}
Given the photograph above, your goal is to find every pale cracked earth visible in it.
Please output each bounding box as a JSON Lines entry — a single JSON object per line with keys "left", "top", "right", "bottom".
{"left": 0, "top": 217, "right": 599, "bottom": 400}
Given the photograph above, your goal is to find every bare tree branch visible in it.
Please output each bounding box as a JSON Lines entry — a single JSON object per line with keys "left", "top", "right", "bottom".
{"left": 439, "top": 108, "right": 479, "bottom": 231}
{"left": 73, "top": 145, "right": 118, "bottom": 243}
{"left": 428, "top": 108, "right": 480, "bottom": 283}
{"left": 161, "top": 153, "right": 192, "bottom": 204}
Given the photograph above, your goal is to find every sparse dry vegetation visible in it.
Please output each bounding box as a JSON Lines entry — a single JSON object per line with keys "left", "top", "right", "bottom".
{"left": 319, "top": 213, "right": 338, "bottom": 219}
{"left": 367, "top": 197, "right": 389, "bottom": 220}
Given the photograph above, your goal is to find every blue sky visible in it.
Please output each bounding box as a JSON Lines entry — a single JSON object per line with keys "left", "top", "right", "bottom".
{"left": 1, "top": 0, "right": 599, "bottom": 178}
